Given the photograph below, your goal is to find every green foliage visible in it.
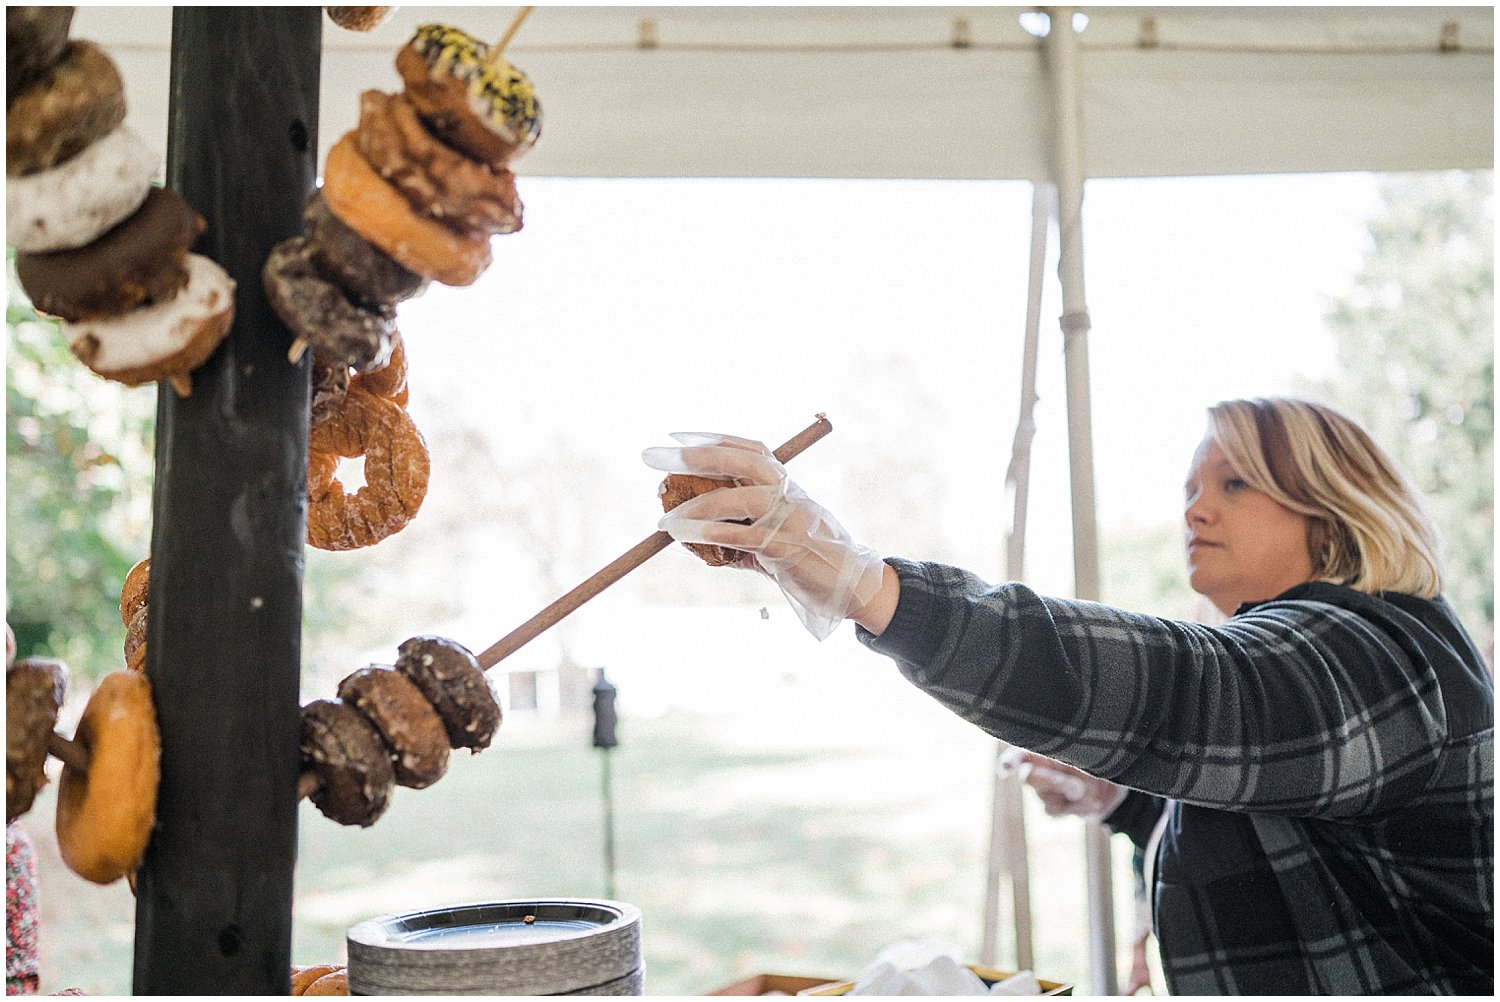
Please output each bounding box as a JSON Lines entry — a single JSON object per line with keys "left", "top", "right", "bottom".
{"left": 1300, "top": 171, "right": 1494, "bottom": 654}
{"left": 5, "top": 254, "right": 156, "bottom": 678}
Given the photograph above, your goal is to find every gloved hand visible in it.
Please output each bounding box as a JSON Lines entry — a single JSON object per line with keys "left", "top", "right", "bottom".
{"left": 998, "top": 746, "right": 1127, "bottom": 822}
{"left": 642, "top": 432, "right": 887, "bottom": 641}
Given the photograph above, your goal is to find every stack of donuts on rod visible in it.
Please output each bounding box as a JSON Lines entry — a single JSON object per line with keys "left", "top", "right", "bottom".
{"left": 7, "top": 6, "right": 234, "bottom": 396}
{"left": 265, "top": 11, "right": 541, "bottom": 552}
{"left": 6, "top": 621, "right": 160, "bottom": 887}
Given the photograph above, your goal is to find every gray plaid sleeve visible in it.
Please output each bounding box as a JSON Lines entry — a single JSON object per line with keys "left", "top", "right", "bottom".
{"left": 859, "top": 558, "right": 1457, "bottom": 818}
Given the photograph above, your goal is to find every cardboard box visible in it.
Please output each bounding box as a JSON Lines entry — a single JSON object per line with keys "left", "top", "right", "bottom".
{"left": 707, "top": 973, "right": 844, "bottom": 995}
{"left": 799, "top": 964, "right": 1072, "bottom": 996}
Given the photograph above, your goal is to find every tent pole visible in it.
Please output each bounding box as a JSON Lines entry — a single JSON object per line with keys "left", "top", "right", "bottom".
{"left": 1041, "top": 7, "right": 1118, "bottom": 995}
{"left": 980, "top": 180, "right": 1051, "bottom": 970}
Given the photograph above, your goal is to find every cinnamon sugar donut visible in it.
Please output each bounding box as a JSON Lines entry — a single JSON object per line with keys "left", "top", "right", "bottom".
{"left": 306, "top": 386, "right": 429, "bottom": 551}
{"left": 355, "top": 89, "right": 523, "bottom": 237}
{"left": 119, "top": 557, "right": 150, "bottom": 626}
{"left": 321, "top": 131, "right": 491, "bottom": 287}
{"left": 350, "top": 330, "right": 407, "bottom": 406}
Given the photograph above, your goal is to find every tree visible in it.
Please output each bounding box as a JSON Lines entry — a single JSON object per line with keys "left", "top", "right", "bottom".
{"left": 6, "top": 253, "right": 155, "bottom": 678}
{"left": 1301, "top": 170, "right": 1494, "bottom": 660}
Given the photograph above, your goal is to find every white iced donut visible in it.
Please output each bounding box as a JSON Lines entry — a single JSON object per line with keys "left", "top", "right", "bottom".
{"left": 6, "top": 125, "right": 158, "bottom": 252}
{"left": 64, "top": 253, "right": 236, "bottom": 393}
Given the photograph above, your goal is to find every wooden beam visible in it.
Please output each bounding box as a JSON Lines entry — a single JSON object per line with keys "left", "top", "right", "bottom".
{"left": 133, "top": 9, "right": 320, "bottom": 993}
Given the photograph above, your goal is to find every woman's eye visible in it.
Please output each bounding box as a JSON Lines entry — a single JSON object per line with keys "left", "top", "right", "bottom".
{"left": 1224, "top": 478, "right": 1248, "bottom": 492}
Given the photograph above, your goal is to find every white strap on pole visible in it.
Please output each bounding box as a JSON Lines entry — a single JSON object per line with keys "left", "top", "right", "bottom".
{"left": 980, "top": 180, "right": 1052, "bottom": 970}
{"left": 1041, "top": 7, "right": 1118, "bottom": 995}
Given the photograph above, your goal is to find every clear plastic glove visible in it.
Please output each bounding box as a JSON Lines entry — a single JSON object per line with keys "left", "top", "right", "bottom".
{"left": 998, "top": 746, "right": 1127, "bottom": 822}
{"left": 641, "top": 431, "right": 887, "bottom": 641}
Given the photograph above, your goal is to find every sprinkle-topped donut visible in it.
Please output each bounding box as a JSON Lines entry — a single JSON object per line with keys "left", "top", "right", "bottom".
{"left": 396, "top": 23, "right": 542, "bottom": 168}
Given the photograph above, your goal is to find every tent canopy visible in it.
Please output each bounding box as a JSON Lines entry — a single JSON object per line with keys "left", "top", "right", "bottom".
{"left": 78, "top": 5, "right": 1494, "bottom": 183}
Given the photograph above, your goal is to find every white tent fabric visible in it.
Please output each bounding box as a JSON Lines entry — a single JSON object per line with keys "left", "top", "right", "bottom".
{"left": 77, "top": 5, "right": 1494, "bottom": 183}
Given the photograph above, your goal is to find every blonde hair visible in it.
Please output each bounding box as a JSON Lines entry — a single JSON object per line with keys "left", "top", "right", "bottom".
{"left": 1207, "top": 397, "right": 1443, "bottom": 598}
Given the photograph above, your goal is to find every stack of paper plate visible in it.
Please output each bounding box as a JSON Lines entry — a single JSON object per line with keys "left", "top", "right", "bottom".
{"left": 347, "top": 899, "right": 643, "bottom": 995}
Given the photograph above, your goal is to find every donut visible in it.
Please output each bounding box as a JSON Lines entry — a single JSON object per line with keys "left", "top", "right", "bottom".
{"left": 64, "top": 253, "right": 235, "bottom": 393}
{"left": 306, "top": 386, "right": 430, "bottom": 551}
{"left": 325, "top": 7, "right": 394, "bottom": 32}
{"left": 6, "top": 124, "right": 157, "bottom": 252}
{"left": 6, "top": 6, "right": 75, "bottom": 99}
{"left": 263, "top": 235, "right": 395, "bottom": 373}
{"left": 321, "top": 131, "right": 491, "bottom": 287}
{"left": 55, "top": 669, "right": 160, "bottom": 884}
{"left": 299, "top": 698, "right": 394, "bottom": 828}
{"left": 309, "top": 352, "right": 351, "bottom": 431}
{"left": 7, "top": 40, "right": 126, "bottom": 177}
{"left": 303, "top": 969, "right": 350, "bottom": 996}
{"left": 16, "top": 186, "right": 205, "bottom": 321}
{"left": 350, "top": 330, "right": 407, "bottom": 406}
{"left": 123, "top": 604, "right": 148, "bottom": 668}
{"left": 394, "top": 635, "right": 500, "bottom": 753}
{"left": 395, "top": 24, "right": 542, "bottom": 168}
{"left": 355, "top": 89, "right": 523, "bottom": 237}
{"left": 291, "top": 965, "right": 344, "bottom": 996}
{"left": 302, "top": 191, "right": 427, "bottom": 308}
{"left": 119, "top": 557, "right": 150, "bottom": 627}
{"left": 6, "top": 657, "right": 68, "bottom": 823}
{"left": 659, "top": 474, "right": 746, "bottom": 567}
{"left": 336, "top": 666, "right": 449, "bottom": 788}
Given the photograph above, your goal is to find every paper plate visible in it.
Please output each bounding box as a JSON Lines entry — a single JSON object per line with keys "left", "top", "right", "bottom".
{"left": 347, "top": 899, "right": 643, "bottom": 995}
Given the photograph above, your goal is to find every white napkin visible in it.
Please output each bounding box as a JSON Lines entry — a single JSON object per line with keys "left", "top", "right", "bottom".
{"left": 846, "top": 955, "right": 1045, "bottom": 996}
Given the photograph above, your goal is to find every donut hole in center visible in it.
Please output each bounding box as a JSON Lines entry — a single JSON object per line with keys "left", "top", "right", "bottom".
{"left": 336, "top": 456, "right": 369, "bottom": 491}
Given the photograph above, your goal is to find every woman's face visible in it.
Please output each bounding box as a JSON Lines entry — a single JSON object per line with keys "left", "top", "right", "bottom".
{"left": 1183, "top": 436, "right": 1318, "bottom": 615}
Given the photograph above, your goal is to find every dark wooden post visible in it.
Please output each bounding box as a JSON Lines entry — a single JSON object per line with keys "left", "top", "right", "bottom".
{"left": 134, "top": 9, "right": 320, "bottom": 994}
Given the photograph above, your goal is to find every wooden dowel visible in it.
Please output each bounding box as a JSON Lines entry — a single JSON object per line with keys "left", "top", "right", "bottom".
{"left": 48, "top": 730, "right": 89, "bottom": 773}
{"left": 492, "top": 6, "right": 534, "bottom": 58}
{"left": 475, "top": 413, "right": 832, "bottom": 670}
{"left": 296, "top": 414, "right": 833, "bottom": 805}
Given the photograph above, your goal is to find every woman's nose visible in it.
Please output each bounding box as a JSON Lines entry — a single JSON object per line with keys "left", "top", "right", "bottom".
{"left": 1184, "top": 490, "right": 1210, "bottom": 526}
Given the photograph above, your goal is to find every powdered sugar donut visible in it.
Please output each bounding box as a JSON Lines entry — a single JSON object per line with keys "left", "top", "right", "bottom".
{"left": 6, "top": 125, "right": 157, "bottom": 252}
{"left": 64, "top": 253, "right": 235, "bottom": 394}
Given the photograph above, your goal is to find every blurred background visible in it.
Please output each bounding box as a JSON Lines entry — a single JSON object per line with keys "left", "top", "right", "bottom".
{"left": 6, "top": 4, "right": 1493, "bottom": 997}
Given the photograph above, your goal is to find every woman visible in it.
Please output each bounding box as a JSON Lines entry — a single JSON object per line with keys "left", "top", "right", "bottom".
{"left": 643, "top": 397, "right": 1493, "bottom": 995}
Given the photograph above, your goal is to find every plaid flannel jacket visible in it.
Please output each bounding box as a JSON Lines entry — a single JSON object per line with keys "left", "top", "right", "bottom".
{"left": 859, "top": 558, "right": 1494, "bottom": 995}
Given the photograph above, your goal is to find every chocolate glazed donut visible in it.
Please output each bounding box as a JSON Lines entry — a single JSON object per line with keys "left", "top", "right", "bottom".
{"left": 16, "top": 187, "right": 206, "bottom": 321}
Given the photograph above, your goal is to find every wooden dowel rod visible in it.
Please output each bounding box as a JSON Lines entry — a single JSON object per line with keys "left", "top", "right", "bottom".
{"left": 48, "top": 730, "right": 89, "bottom": 773}
{"left": 493, "top": 6, "right": 534, "bottom": 57}
{"left": 475, "top": 413, "right": 832, "bottom": 671}
{"left": 296, "top": 415, "right": 833, "bottom": 805}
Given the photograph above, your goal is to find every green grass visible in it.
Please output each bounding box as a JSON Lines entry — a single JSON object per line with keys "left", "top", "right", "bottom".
{"left": 31, "top": 677, "right": 1146, "bottom": 996}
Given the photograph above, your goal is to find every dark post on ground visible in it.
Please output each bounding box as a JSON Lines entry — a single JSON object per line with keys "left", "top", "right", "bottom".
{"left": 134, "top": 9, "right": 321, "bottom": 993}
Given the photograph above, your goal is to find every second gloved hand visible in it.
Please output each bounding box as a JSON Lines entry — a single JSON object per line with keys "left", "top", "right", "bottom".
{"left": 642, "top": 432, "right": 887, "bottom": 641}
{"left": 999, "top": 746, "right": 1127, "bottom": 822}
